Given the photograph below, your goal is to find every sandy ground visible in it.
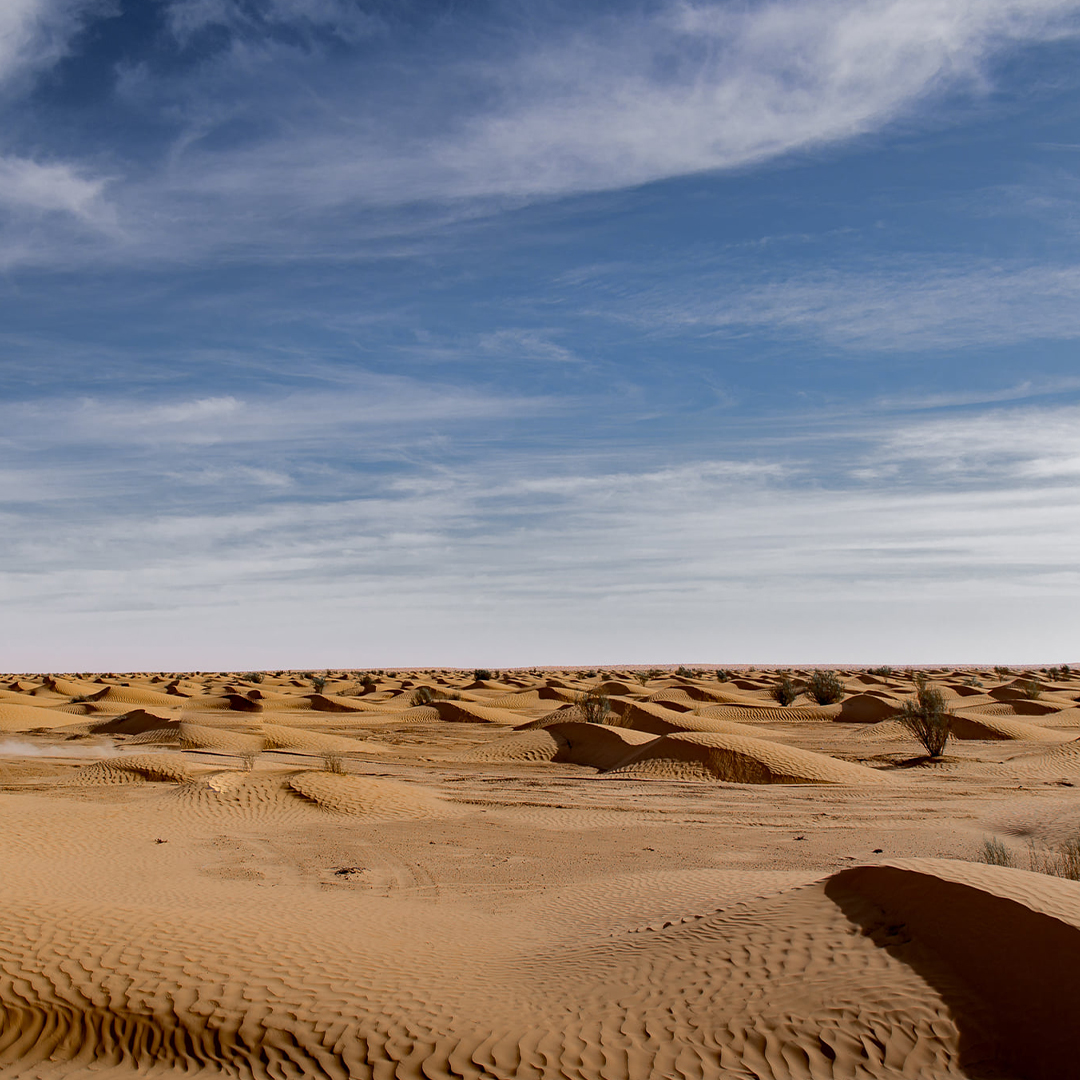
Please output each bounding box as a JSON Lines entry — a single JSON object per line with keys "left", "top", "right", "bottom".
{"left": 1, "top": 665, "right": 1079, "bottom": 1079}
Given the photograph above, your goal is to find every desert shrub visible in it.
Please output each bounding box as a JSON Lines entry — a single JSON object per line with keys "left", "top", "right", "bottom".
{"left": 1028, "top": 835, "right": 1080, "bottom": 881}
{"left": 238, "top": 751, "right": 257, "bottom": 772}
{"left": 312, "top": 675, "right": 327, "bottom": 694}
{"left": 978, "top": 837, "right": 1016, "bottom": 867}
{"left": 410, "top": 686, "right": 435, "bottom": 705}
{"left": 243, "top": 672, "right": 264, "bottom": 684}
{"left": 771, "top": 674, "right": 798, "bottom": 706}
{"left": 993, "top": 665, "right": 1012, "bottom": 678}
{"left": 715, "top": 669, "right": 733, "bottom": 682}
{"left": 1017, "top": 678, "right": 1043, "bottom": 700}
{"left": 321, "top": 752, "right": 346, "bottom": 775}
{"left": 896, "top": 684, "right": 951, "bottom": 758}
{"left": 675, "top": 665, "right": 695, "bottom": 679}
{"left": 582, "top": 670, "right": 597, "bottom": 679}
{"left": 356, "top": 673, "right": 376, "bottom": 692}
{"left": 634, "top": 671, "right": 650, "bottom": 686}
{"left": 574, "top": 687, "right": 610, "bottom": 724}
{"left": 867, "top": 666, "right": 893, "bottom": 677}
{"left": 806, "top": 670, "right": 845, "bottom": 705}
{"left": 962, "top": 674, "right": 983, "bottom": 687}
{"left": 473, "top": 669, "right": 494, "bottom": 682}
{"left": 69, "top": 693, "right": 95, "bottom": 703}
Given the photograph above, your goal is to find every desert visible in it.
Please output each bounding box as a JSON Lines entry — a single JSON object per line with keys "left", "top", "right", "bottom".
{"left": 1, "top": 665, "right": 1079, "bottom": 1080}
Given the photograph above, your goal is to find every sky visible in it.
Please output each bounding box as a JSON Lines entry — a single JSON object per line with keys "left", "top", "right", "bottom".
{"left": 2, "top": 0, "right": 1080, "bottom": 669}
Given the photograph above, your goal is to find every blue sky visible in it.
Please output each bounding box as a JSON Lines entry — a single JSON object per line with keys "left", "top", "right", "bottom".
{"left": 2, "top": 0, "right": 1080, "bottom": 668}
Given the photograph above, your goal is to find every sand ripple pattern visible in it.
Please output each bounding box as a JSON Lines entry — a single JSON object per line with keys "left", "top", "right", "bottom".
{"left": 6, "top": 859, "right": 1063, "bottom": 1079}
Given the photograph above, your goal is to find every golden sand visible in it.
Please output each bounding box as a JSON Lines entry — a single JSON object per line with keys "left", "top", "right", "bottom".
{"left": 1, "top": 665, "right": 1079, "bottom": 1078}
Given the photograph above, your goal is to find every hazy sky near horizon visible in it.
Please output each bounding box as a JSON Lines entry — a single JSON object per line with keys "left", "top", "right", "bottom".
{"left": 2, "top": 0, "right": 1080, "bottom": 668}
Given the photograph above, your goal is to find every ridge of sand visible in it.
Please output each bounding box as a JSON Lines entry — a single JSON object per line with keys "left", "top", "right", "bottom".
{"left": 431, "top": 699, "right": 528, "bottom": 725}
{"left": 610, "top": 730, "right": 892, "bottom": 784}
{"left": 61, "top": 753, "right": 196, "bottom": 785}
{"left": 3, "top": 854, "right": 1075, "bottom": 1079}
{"left": 286, "top": 770, "right": 456, "bottom": 818}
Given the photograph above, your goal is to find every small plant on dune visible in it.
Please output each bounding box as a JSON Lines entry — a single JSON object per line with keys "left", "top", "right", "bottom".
{"left": 238, "top": 751, "right": 257, "bottom": 772}
{"left": 1017, "top": 678, "right": 1043, "bottom": 700}
{"left": 357, "top": 673, "right": 376, "bottom": 692}
{"left": 473, "top": 669, "right": 494, "bottom": 682}
{"left": 311, "top": 675, "right": 328, "bottom": 694}
{"left": 321, "top": 752, "right": 346, "bottom": 775}
{"left": 993, "top": 665, "right": 1012, "bottom": 678}
{"left": 962, "top": 674, "right": 983, "bottom": 687}
{"left": 771, "top": 674, "right": 799, "bottom": 706}
{"left": 896, "top": 683, "right": 951, "bottom": 759}
{"left": 978, "top": 837, "right": 1016, "bottom": 868}
{"left": 1027, "top": 834, "right": 1080, "bottom": 881}
{"left": 867, "top": 666, "right": 893, "bottom": 677}
{"left": 243, "top": 672, "right": 264, "bottom": 684}
{"left": 574, "top": 687, "right": 610, "bottom": 724}
{"left": 675, "top": 665, "right": 695, "bottom": 679}
{"left": 411, "top": 686, "right": 436, "bottom": 706}
{"left": 806, "top": 670, "right": 845, "bottom": 705}
{"left": 715, "top": 669, "right": 733, "bottom": 682}
{"left": 634, "top": 671, "right": 650, "bottom": 686}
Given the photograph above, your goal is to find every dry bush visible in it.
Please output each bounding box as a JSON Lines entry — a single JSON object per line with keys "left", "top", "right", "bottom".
{"left": 896, "top": 684, "right": 951, "bottom": 758}
{"left": 806, "top": 670, "right": 845, "bottom": 705}
{"left": 238, "top": 751, "right": 257, "bottom": 772}
{"left": 473, "top": 669, "right": 494, "bottom": 681}
{"left": 1028, "top": 835, "right": 1080, "bottom": 881}
{"left": 771, "top": 674, "right": 798, "bottom": 706}
{"left": 978, "top": 837, "right": 1016, "bottom": 867}
{"left": 321, "top": 752, "right": 346, "bottom": 775}
{"left": 1017, "top": 678, "right": 1043, "bottom": 700}
{"left": 574, "top": 687, "right": 610, "bottom": 724}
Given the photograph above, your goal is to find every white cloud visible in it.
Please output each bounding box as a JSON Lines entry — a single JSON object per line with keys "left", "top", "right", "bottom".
{"left": 118, "top": 1, "right": 1080, "bottom": 230}
{"left": 0, "top": 155, "right": 113, "bottom": 224}
{"left": 1, "top": 395, "right": 1078, "bottom": 666}
{"left": 602, "top": 261, "right": 1080, "bottom": 351}
{"left": 0, "top": 0, "right": 110, "bottom": 88}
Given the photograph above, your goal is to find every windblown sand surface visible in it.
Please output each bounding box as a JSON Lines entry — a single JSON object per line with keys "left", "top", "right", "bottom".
{"left": 2, "top": 665, "right": 1080, "bottom": 1079}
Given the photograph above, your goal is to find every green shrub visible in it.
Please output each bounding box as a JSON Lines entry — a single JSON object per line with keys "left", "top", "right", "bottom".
{"left": 574, "top": 687, "right": 610, "bottom": 724}
{"left": 473, "top": 669, "right": 494, "bottom": 682}
{"left": 771, "top": 674, "right": 798, "bottom": 706}
{"left": 715, "top": 669, "right": 733, "bottom": 682}
{"left": 675, "top": 665, "right": 696, "bottom": 679}
{"left": 411, "top": 686, "right": 435, "bottom": 706}
{"left": 634, "top": 671, "right": 650, "bottom": 686}
{"left": 312, "top": 675, "right": 327, "bottom": 694}
{"left": 243, "top": 672, "right": 264, "bottom": 683}
{"left": 993, "top": 665, "right": 1012, "bottom": 678}
{"left": 806, "top": 670, "right": 845, "bottom": 705}
{"left": 867, "top": 666, "right": 893, "bottom": 677}
{"left": 897, "top": 684, "right": 951, "bottom": 758}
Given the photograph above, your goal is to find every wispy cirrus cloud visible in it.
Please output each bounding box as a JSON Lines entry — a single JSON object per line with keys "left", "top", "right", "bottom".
{"left": 5, "top": 0, "right": 1080, "bottom": 267}
{"left": 1, "top": 391, "right": 1078, "bottom": 666}
{"left": 594, "top": 260, "right": 1080, "bottom": 351}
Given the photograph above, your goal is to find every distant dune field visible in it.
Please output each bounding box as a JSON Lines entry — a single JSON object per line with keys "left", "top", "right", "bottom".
{"left": 1, "top": 665, "right": 1079, "bottom": 1079}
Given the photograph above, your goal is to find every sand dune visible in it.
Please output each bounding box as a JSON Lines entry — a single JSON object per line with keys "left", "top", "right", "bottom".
{"left": 286, "top": 770, "right": 455, "bottom": 818}
{"left": 2, "top": 664, "right": 1079, "bottom": 1080}
{"left": 611, "top": 730, "right": 891, "bottom": 784}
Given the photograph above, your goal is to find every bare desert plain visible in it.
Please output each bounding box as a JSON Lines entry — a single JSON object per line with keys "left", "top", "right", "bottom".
{"left": 2, "top": 665, "right": 1080, "bottom": 1080}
